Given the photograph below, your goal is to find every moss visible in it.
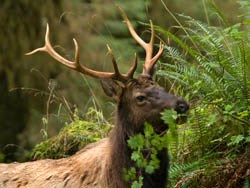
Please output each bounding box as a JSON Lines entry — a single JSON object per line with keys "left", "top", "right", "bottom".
{"left": 32, "top": 119, "right": 112, "bottom": 159}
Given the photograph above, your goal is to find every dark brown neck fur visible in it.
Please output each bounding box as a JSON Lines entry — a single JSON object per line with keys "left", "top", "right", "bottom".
{"left": 108, "top": 99, "right": 169, "bottom": 188}
{"left": 108, "top": 106, "right": 133, "bottom": 188}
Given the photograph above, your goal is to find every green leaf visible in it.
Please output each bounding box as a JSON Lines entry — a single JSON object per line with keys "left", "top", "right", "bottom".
{"left": 245, "top": 136, "right": 250, "bottom": 143}
{"left": 128, "top": 134, "right": 144, "bottom": 150}
{"left": 131, "top": 176, "right": 143, "bottom": 188}
{"left": 131, "top": 151, "right": 142, "bottom": 162}
{"left": 145, "top": 164, "right": 155, "bottom": 174}
{"left": 144, "top": 122, "right": 154, "bottom": 138}
{"left": 229, "top": 135, "right": 245, "bottom": 146}
{"left": 161, "top": 109, "right": 178, "bottom": 127}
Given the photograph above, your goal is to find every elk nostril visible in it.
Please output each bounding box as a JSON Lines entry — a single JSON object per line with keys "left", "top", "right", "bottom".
{"left": 175, "top": 100, "right": 189, "bottom": 114}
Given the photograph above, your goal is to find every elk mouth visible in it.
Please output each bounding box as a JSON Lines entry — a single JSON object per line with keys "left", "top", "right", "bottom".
{"left": 175, "top": 99, "right": 189, "bottom": 124}
{"left": 175, "top": 99, "right": 190, "bottom": 114}
{"left": 152, "top": 102, "right": 189, "bottom": 135}
{"left": 153, "top": 115, "right": 188, "bottom": 135}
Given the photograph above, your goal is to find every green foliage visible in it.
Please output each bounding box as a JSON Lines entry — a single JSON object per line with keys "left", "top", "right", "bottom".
{"left": 161, "top": 109, "right": 179, "bottom": 157}
{"left": 32, "top": 108, "right": 112, "bottom": 159}
{"left": 124, "top": 110, "right": 186, "bottom": 187}
{"left": 156, "top": 0, "right": 250, "bottom": 187}
{"left": 124, "top": 122, "right": 169, "bottom": 187}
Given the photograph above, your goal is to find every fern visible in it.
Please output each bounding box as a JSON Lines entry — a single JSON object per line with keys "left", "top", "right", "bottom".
{"left": 157, "top": 1, "right": 250, "bottom": 187}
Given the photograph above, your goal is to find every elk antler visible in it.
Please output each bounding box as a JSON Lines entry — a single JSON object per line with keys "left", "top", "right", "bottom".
{"left": 26, "top": 24, "right": 137, "bottom": 83}
{"left": 117, "top": 6, "right": 164, "bottom": 77}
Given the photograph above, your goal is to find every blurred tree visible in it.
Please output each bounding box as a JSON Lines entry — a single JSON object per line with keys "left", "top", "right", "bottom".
{"left": 0, "top": 0, "right": 63, "bottom": 162}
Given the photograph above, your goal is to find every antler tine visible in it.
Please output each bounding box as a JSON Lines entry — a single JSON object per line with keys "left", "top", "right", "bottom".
{"left": 106, "top": 45, "right": 121, "bottom": 77}
{"left": 117, "top": 6, "right": 164, "bottom": 77}
{"left": 118, "top": 6, "right": 147, "bottom": 49}
{"left": 26, "top": 24, "right": 78, "bottom": 69}
{"left": 127, "top": 53, "right": 138, "bottom": 78}
{"left": 106, "top": 45, "right": 137, "bottom": 81}
{"left": 26, "top": 23, "right": 137, "bottom": 82}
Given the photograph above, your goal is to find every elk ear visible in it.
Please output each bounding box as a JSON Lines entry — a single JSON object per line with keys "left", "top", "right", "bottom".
{"left": 100, "top": 78, "right": 124, "bottom": 102}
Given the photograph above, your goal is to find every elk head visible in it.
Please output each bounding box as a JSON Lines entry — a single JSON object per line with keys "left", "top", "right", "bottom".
{"left": 26, "top": 7, "right": 189, "bottom": 135}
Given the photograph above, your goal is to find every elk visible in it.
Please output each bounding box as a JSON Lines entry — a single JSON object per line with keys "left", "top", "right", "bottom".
{"left": 0, "top": 8, "right": 189, "bottom": 188}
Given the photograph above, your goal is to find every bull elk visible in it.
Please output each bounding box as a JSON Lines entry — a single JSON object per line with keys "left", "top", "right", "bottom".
{"left": 0, "top": 7, "right": 189, "bottom": 188}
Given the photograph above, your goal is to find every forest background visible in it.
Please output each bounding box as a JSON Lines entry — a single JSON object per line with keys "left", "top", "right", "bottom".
{"left": 0, "top": 0, "right": 249, "bottom": 187}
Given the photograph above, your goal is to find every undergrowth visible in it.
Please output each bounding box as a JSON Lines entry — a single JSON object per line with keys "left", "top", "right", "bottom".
{"left": 158, "top": 0, "right": 250, "bottom": 187}
{"left": 32, "top": 108, "right": 112, "bottom": 159}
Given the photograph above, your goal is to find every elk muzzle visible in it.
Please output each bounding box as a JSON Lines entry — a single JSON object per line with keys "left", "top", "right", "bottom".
{"left": 175, "top": 98, "right": 189, "bottom": 114}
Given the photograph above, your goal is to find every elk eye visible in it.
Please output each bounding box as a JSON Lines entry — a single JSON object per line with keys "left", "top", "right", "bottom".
{"left": 136, "top": 95, "right": 146, "bottom": 104}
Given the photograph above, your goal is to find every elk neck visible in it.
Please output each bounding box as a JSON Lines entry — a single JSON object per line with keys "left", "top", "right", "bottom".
{"left": 106, "top": 77, "right": 174, "bottom": 187}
